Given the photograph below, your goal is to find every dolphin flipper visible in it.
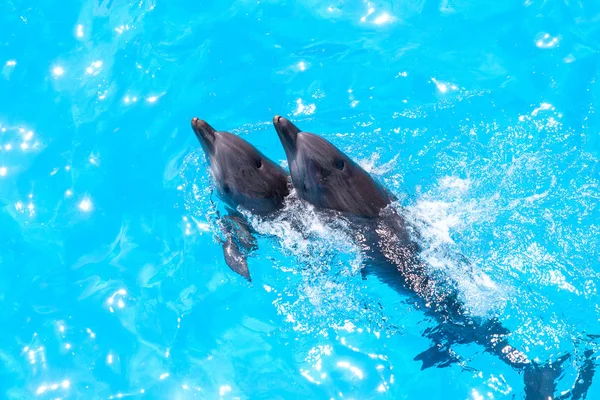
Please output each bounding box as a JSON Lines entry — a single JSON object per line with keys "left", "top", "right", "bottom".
{"left": 219, "top": 214, "right": 257, "bottom": 281}
{"left": 414, "top": 344, "right": 462, "bottom": 370}
{"left": 222, "top": 237, "right": 251, "bottom": 281}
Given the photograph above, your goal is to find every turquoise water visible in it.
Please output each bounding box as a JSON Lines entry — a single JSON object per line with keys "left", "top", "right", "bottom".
{"left": 1, "top": 0, "right": 600, "bottom": 398}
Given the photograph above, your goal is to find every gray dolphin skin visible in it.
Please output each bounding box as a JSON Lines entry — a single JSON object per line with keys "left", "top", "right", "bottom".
{"left": 191, "top": 117, "right": 290, "bottom": 281}
{"left": 272, "top": 115, "right": 393, "bottom": 218}
{"left": 272, "top": 115, "right": 590, "bottom": 400}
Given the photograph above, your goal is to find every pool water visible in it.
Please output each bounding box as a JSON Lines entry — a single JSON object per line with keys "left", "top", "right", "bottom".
{"left": 1, "top": 0, "right": 599, "bottom": 398}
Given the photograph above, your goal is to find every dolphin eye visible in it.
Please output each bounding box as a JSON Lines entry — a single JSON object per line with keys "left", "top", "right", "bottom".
{"left": 334, "top": 159, "right": 345, "bottom": 170}
{"left": 256, "top": 158, "right": 262, "bottom": 168}
{"left": 223, "top": 184, "right": 231, "bottom": 194}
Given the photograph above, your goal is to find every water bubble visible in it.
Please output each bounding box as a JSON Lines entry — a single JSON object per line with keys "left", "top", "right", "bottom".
{"left": 52, "top": 66, "right": 65, "bottom": 77}
{"left": 535, "top": 33, "right": 559, "bottom": 49}
{"left": 219, "top": 385, "right": 232, "bottom": 396}
{"left": 78, "top": 198, "right": 93, "bottom": 212}
{"left": 374, "top": 13, "right": 392, "bottom": 25}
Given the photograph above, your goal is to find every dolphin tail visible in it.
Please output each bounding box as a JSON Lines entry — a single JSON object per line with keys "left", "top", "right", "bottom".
{"left": 523, "top": 354, "right": 570, "bottom": 400}
{"left": 551, "top": 347, "right": 597, "bottom": 400}
{"left": 523, "top": 340, "right": 599, "bottom": 400}
{"left": 219, "top": 214, "right": 257, "bottom": 281}
{"left": 566, "top": 349, "right": 597, "bottom": 400}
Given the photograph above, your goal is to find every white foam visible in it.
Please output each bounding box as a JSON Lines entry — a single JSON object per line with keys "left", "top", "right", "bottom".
{"left": 404, "top": 176, "right": 509, "bottom": 317}
{"left": 244, "top": 191, "right": 360, "bottom": 262}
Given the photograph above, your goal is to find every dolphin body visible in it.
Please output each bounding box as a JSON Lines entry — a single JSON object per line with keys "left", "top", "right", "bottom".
{"left": 191, "top": 117, "right": 290, "bottom": 281}
{"left": 272, "top": 115, "right": 591, "bottom": 400}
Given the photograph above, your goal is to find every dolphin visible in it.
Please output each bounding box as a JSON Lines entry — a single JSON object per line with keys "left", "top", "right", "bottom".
{"left": 272, "top": 115, "right": 592, "bottom": 399}
{"left": 191, "top": 117, "right": 290, "bottom": 281}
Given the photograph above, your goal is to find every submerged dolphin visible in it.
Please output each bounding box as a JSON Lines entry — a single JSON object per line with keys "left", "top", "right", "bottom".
{"left": 272, "top": 115, "right": 590, "bottom": 399}
{"left": 191, "top": 117, "right": 290, "bottom": 280}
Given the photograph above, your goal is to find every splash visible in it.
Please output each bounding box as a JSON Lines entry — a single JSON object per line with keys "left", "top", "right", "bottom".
{"left": 391, "top": 102, "right": 600, "bottom": 362}
{"left": 179, "top": 144, "right": 397, "bottom": 336}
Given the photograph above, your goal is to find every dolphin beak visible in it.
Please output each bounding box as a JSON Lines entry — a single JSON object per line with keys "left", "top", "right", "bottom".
{"left": 273, "top": 115, "right": 300, "bottom": 157}
{"left": 191, "top": 117, "right": 216, "bottom": 153}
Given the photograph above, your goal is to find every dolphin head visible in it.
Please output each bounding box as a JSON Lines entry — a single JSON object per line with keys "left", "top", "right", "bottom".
{"left": 192, "top": 117, "right": 290, "bottom": 215}
{"left": 273, "top": 116, "right": 393, "bottom": 218}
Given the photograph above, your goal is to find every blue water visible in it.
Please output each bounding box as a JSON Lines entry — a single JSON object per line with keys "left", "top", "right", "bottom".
{"left": 1, "top": 0, "right": 599, "bottom": 398}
